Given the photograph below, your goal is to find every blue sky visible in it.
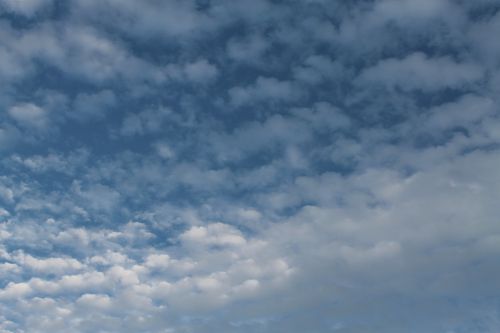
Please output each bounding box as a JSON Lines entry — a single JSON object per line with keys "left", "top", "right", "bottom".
{"left": 1, "top": 0, "right": 500, "bottom": 332}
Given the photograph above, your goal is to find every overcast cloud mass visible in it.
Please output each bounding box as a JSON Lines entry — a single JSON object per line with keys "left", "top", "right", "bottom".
{"left": 1, "top": 0, "right": 500, "bottom": 332}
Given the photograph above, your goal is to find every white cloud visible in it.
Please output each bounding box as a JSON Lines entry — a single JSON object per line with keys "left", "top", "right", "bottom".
{"left": 14, "top": 253, "right": 84, "bottom": 275}
{"left": 164, "top": 59, "right": 219, "bottom": 84}
{"left": 8, "top": 103, "right": 48, "bottom": 129}
{"left": 72, "top": 182, "right": 120, "bottom": 214}
{"left": 237, "top": 208, "right": 262, "bottom": 221}
{"left": 358, "top": 52, "right": 484, "bottom": 92}
{"left": 181, "top": 223, "right": 247, "bottom": 248}
{"left": 154, "top": 142, "right": 175, "bottom": 160}
{"left": 107, "top": 266, "right": 140, "bottom": 286}
{"left": 424, "top": 94, "right": 495, "bottom": 132}
{"left": 229, "top": 77, "right": 301, "bottom": 107}
{"left": 1, "top": 1, "right": 500, "bottom": 332}
{"left": 0, "top": 0, "right": 52, "bottom": 17}
{"left": 0, "top": 282, "right": 32, "bottom": 300}
{"left": 76, "top": 293, "right": 112, "bottom": 309}
{"left": 144, "top": 253, "right": 170, "bottom": 270}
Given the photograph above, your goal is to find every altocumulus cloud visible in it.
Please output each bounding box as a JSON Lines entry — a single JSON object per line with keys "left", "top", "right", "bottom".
{"left": 1, "top": 1, "right": 500, "bottom": 332}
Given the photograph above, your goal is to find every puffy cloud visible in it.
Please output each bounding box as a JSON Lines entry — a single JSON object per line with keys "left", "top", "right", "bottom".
{"left": 14, "top": 253, "right": 84, "bottom": 274}
{"left": 372, "top": 0, "right": 457, "bottom": 22}
{"left": 180, "top": 223, "right": 247, "bottom": 248}
{"left": 183, "top": 59, "right": 219, "bottom": 83}
{"left": 72, "top": 182, "right": 121, "bottom": 214}
{"left": 73, "top": 0, "right": 214, "bottom": 39}
{"left": 226, "top": 34, "right": 270, "bottom": 64}
{"left": 120, "top": 107, "right": 172, "bottom": 137}
{"left": 0, "top": 282, "right": 32, "bottom": 300}
{"left": 164, "top": 59, "right": 219, "bottom": 84}
{"left": 293, "top": 55, "right": 345, "bottom": 85}
{"left": 76, "top": 293, "right": 112, "bottom": 309}
{"left": 357, "top": 52, "right": 484, "bottom": 92}
{"left": 0, "top": 0, "right": 52, "bottom": 17}
{"left": 229, "top": 77, "right": 302, "bottom": 107}
{"left": 469, "top": 11, "right": 500, "bottom": 67}
{"left": 8, "top": 103, "right": 48, "bottom": 129}
{"left": 144, "top": 253, "right": 170, "bottom": 270}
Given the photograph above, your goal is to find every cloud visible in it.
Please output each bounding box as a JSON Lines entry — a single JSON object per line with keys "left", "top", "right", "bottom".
{"left": 72, "top": 90, "right": 116, "bottom": 122}
{"left": 229, "top": 77, "right": 302, "bottom": 107}
{"left": 0, "top": 125, "right": 21, "bottom": 151}
{"left": 357, "top": 52, "right": 484, "bottom": 92}
{"left": 424, "top": 94, "right": 495, "bottom": 132}
{"left": 180, "top": 223, "right": 247, "bottom": 248}
{"left": 72, "top": 182, "right": 121, "bottom": 214}
{"left": 73, "top": 0, "right": 214, "bottom": 39}
{"left": 372, "top": 0, "right": 456, "bottom": 22}
{"left": 469, "top": 11, "right": 500, "bottom": 67}
{"left": 164, "top": 59, "right": 219, "bottom": 85}
{"left": 8, "top": 103, "right": 48, "bottom": 129}
{"left": 76, "top": 293, "right": 112, "bottom": 309}
{"left": 120, "top": 107, "right": 172, "bottom": 136}
{"left": 1, "top": 1, "right": 500, "bottom": 332}
{"left": 293, "top": 55, "right": 345, "bottom": 85}
{"left": 0, "top": 282, "right": 32, "bottom": 300}
{"left": 0, "top": 0, "right": 52, "bottom": 17}
{"left": 226, "top": 34, "right": 270, "bottom": 64}
{"left": 0, "top": 45, "right": 29, "bottom": 81}
{"left": 183, "top": 59, "right": 219, "bottom": 83}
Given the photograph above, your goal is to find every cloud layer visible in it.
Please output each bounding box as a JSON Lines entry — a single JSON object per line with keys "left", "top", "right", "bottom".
{"left": 1, "top": 1, "right": 500, "bottom": 332}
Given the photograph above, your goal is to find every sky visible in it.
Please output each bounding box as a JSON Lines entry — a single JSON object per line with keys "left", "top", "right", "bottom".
{"left": 0, "top": 0, "right": 500, "bottom": 332}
